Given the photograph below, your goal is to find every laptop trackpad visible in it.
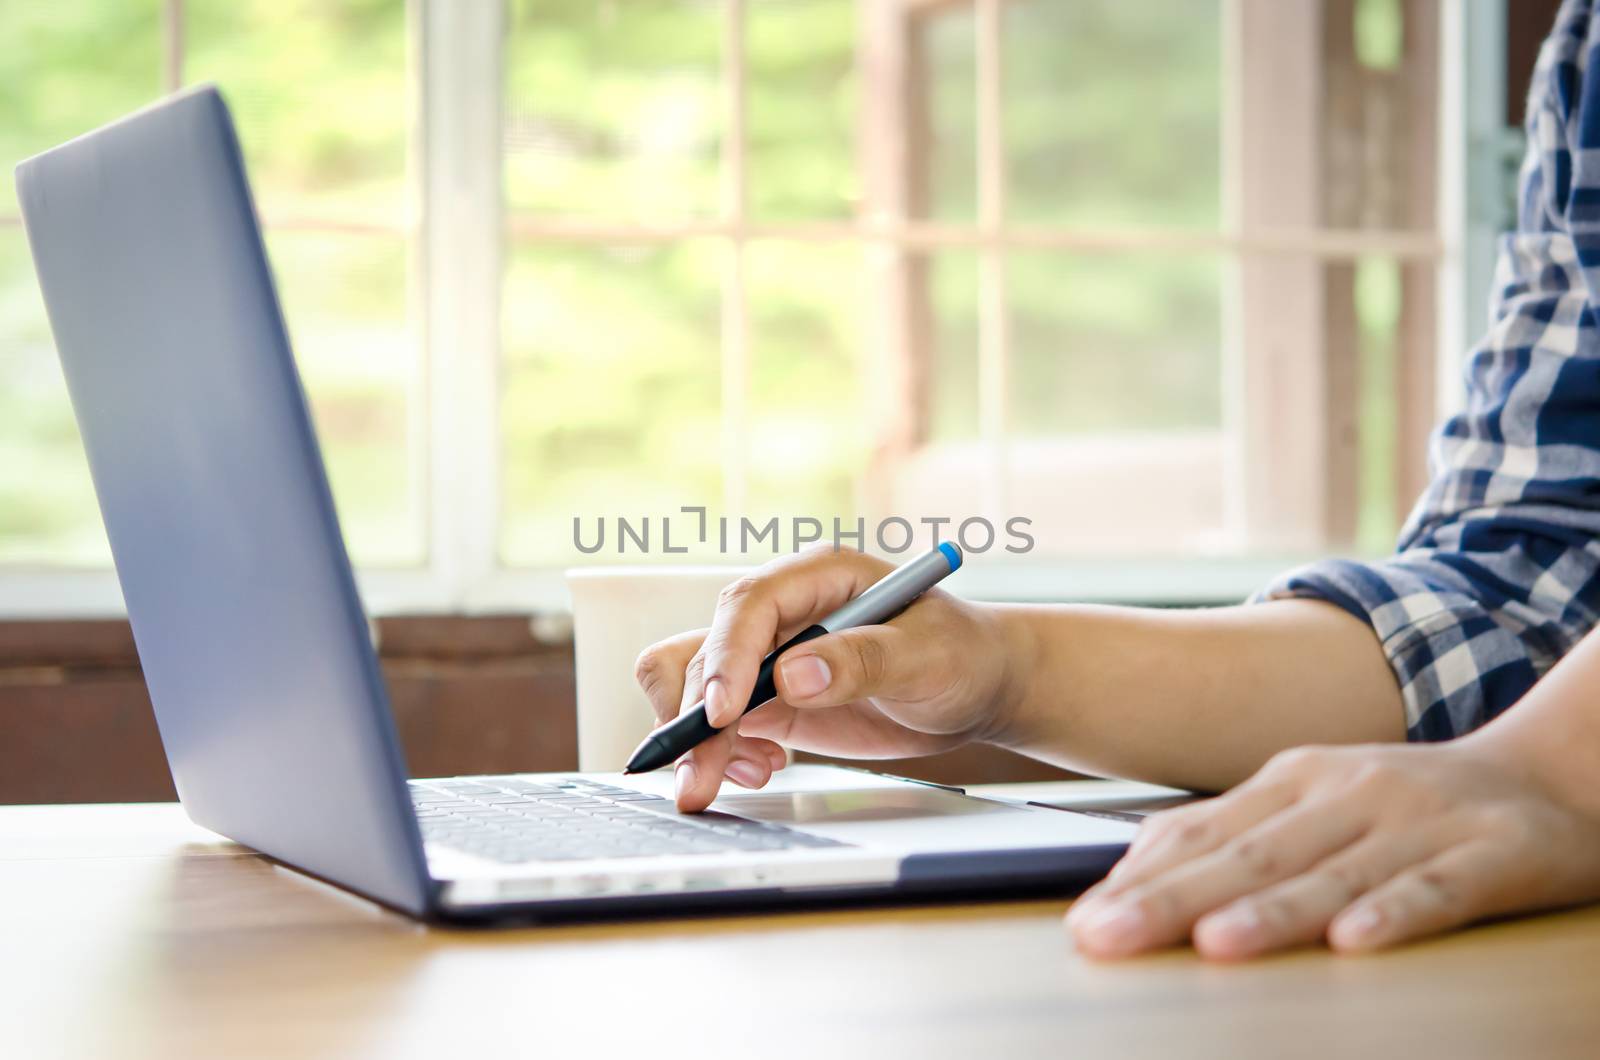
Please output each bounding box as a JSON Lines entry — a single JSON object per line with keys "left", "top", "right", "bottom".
{"left": 686, "top": 787, "right": 1031, "bottom": 851}
{"left": 617, "top": 767, "right": 1136, "bottom": 850}
{"left": 709, "top": 787, "right": 1015, "bottom": 825}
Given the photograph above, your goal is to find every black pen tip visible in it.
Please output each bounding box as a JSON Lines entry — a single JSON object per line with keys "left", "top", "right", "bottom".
{"left": 624, "top": 736, "right": 671, "bottom": 776}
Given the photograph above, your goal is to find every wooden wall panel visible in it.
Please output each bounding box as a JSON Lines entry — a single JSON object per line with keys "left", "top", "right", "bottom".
{"left": 0, "top": 675, "right": 175, "bottom": 804}
{"left": 1, "top": 617, "right": 1072, "bottom": 804}
{"left": 385, "top": 659, "right": 578, "bottom": 780}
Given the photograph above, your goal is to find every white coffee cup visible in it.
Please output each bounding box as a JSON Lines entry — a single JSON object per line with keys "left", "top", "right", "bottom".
{"left": 566, "top": 566, "right": 750, "bottom": 771}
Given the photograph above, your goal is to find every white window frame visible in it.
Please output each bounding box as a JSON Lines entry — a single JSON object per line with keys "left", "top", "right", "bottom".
{"left": 0, "top": 0, "right": 1507, "bottom": 618}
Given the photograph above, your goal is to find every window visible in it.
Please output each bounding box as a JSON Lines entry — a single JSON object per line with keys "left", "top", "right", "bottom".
{"left": 0, "top": 1, "right": 1479, "bottom": 616}
{"left": 2, "top": 0, "right": 421, "bottom": 579}
{"left": 2, "top": 2, "right": 165, "bottom": 569}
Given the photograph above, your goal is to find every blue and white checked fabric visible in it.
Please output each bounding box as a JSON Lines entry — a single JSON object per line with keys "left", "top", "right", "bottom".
{"left": 1256, "top": 0, "right": 1600, "bottom": 740}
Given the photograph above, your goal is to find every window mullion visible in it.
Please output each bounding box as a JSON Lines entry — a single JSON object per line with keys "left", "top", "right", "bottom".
{"left": 720, "top": 0, "right": 750, "bottom": 520}
{"left": 420, "top": 0, "right": 503, "bottom": 606}
{"left": 975, "top": 0, "right": 1008, "bottom": 526}
{"left": 162, "top": 0, "right": 185, "bottom": 94}
{"left": 1225, "top": 0, "right": 1331, "bottom": 552}
{"left": 1394, "top": 0, "right": 1442, "bottom": 533}
{"left": 1440, "top": 0, "right": 1508, "bottom": 423}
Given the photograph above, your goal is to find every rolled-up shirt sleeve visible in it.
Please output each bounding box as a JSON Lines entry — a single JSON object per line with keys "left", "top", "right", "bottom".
{"left": 1256, "top": 554, "right": 1568, "bottom": 740}
{"left": 1254, "top": 0, "right": 1600, "bottom": 741}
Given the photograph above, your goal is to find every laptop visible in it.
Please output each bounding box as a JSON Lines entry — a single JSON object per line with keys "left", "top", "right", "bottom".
{"left": 15, "top": 86, "right": 1136, "bottom": 921}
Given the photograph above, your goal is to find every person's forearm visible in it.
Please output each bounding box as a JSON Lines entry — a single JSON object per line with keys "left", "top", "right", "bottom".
{"left": 985, "top": 599, "right": 1406, "bottom": 791}
{"left": 1467, "top": 623, "right": 1600, "bottom": 818}
{"left": 1063, "top": 613, "right": 1600, "bottom": 961}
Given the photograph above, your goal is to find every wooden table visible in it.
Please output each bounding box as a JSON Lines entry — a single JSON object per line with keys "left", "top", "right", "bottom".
{"left": 5, "top": 790, "right": 1599, "bottom": 1060}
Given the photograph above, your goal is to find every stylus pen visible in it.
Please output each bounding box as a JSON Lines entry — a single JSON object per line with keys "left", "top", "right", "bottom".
{"left": 623, "top": 542, "right": 964, "bottom": 774}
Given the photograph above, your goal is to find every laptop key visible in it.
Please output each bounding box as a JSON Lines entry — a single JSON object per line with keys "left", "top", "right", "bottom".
{"left": 497, "top": 780, "right": 566, "bottom": 793}
{"left": 416, "top": 780, "right": 855, "bottom": 863}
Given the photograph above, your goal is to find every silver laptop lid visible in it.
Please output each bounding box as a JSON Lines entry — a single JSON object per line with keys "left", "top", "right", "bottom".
{"left": 16, "top": 87, "right": 433, "bottom": 916}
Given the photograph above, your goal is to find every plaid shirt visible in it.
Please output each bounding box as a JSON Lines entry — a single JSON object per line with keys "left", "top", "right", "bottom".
{"left": 1257, "top": 0, "right": 1600, "bottom": 740}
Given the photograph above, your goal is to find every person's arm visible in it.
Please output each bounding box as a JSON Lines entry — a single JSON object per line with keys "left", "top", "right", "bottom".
{"left": 1064, "top": 622, "right": 1600, "bottom": 960}
{"left": 990, "top": 599, "right": 1404, "bottom": 792}
{"left": 634, "top": 547, "right": 1404, "bottom": 812}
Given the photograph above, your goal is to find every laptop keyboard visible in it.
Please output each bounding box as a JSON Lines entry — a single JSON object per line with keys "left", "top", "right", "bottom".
{"left": 410, "top": 776, "right": 849, "bottom": 865}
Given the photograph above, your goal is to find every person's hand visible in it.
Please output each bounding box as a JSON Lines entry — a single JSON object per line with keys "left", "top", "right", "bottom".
{"left": 1064, "top": 738, "right": 1600, "bottom": 960}
{"left": 633, "top": 545, "right": 1016, "bottom": 812}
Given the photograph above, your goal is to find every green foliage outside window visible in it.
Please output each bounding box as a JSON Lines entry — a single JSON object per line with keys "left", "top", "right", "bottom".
{"left": 1, "top": 0, "right": 1229, "bottom": 570}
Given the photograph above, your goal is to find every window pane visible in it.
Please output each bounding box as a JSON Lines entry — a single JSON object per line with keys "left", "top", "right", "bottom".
{"left": 1355, "top": 256, "right": 1404, "bottom": 553}
{"left": 264, "top": 231, "right": 418, "bottom": 565}
{"left": 1003, "top": 251, "right": 1225, "bottom": 555}
{"left": 187, "top": 1, "right": 411, "bottom": 221}
{"left": 1007, "top": 252, "right": 1222, "bottom": 437}
{"left": 873, "top": 251, "right": 986, "bottom": 546}
{"left": 926, "top": 252, "right": 980, "bottom": 443}
{"left": 0, "top": 2, "right": 163, "bottom": 208}
{"left": 746, "top": 243, "right": 868, "bottom": 523}
{"left": 187, "top": 0, "right": 422, "bottom": 566}
{"left": 0, "top": 229, "right": 109, "bottom": 565}
{"left": 1002, "top": 432, "right": 1227, "bottom": 556}
{"left": 505, "top": 0, "right": 722, "bottom": 222}
{"left": 1327, "top": 0, "right": 1430, "bottom": 233}
{"left": 919, "top": 9, "right": 977, "bottom": 223}
{"left": 501, "top": 243, "right": 722, "bottom": 566}
{"left": 1005, "top": 0, "right": 1222, "bottom": 230}
{"left": 748, "top": 0, "right": 856, "bottom": 221}
{"left": 0, "top": 1, "right": 162, "bottom": 566}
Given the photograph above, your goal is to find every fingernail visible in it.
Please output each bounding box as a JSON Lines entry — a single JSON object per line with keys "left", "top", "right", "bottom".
{"left": 725, "top": 760, "right": 764, "bottom": 788}
{"left": 675, "top": 761, "right": 697, "bottom": 802}
{"left": 779, "top": 653, "right": 831, "bottom": 699}
{"left": 1206, "top": 905, "right": 1262, "bottom": 941}
{"left": 1339, "top": 906, "right": 1384, "bottom": 941}
{"left": 1064, "top": 891, "right": 1107, "bottom": 927}
{"left": 704, "top": 679, "right": 730, "bottom": 725}
{"left": 1076, "top": 902, "right": 1145, "bottom": 955}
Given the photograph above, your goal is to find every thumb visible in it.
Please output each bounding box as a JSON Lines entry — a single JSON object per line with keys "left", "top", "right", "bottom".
{"left": 773, "top": 624, "right": 937, "bottom": 708}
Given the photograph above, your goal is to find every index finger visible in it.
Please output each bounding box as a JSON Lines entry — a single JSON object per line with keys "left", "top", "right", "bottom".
{"left": 1068, "top": 781, "right": 1293, "bottom": 918}
{"left": 697, "top": 547, "right": 890, "bottom": 729}
{"left": 634, "top": 628, "right": 709, "bottom": 726}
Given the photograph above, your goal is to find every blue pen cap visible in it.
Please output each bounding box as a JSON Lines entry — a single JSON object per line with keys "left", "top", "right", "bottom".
{"left": 816, "top": 541, "right": 964, "bottom": 632}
